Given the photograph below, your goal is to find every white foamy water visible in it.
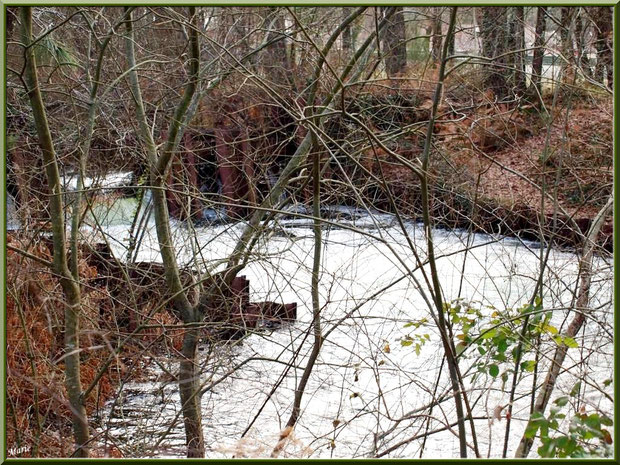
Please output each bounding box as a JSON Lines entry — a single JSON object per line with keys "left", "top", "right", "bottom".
{"left": 84, "top": 198, "right": 613, "bottom": 459}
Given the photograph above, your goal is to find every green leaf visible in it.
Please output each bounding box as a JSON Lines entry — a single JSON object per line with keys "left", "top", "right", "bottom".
{"left": 543, "top": 324, "right": 558, "bottom": 335}
{"left": 534, "top": 295, "right": 543, "bottom": 309}
{"left": 584, "top": 413, "right": 601, "bottom": 430}
{"left": 554, "top": 396, "right": 570, "bottom": 407}
{"left": 538, "top": 440, "right": 556, "bottom": 458}
{"left": 521, "top": 360, "right": 537, "bottom": 372}
{"left": 400, "top": 339, "right": 413, "bottom": 347}
{"left": 564, "top": 438, "right": 578, "bottom": 456}
{"left": 501, "top": 371, "right": 509, "bottom": 386}
{"left": 481, "top": 329, "right": 497, "bottom": 340}
{"left": 489, "top": 364, "right": 499, "bottom": 377}
{"left": 569, "top": 381, "right": 581, "bottom": 397}
{"left": 601, "top": 415, "right": 613, "bottom": 427}
{"left": 524, "top": 421, "right": 540, "bottom": 439}
{"left": 563, "top": 337, "right": 578, "bottom": 349}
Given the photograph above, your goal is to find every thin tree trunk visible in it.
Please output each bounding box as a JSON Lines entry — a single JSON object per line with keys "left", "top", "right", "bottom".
{"left": 342, "top": 7, "right": 353, "bottom": 52}
{"left": 559, "top": 7, "right": 576, "bottom": 84}
{"left": 574, "top": 9, "right": 592, "bottom": 78}
{"left": 515, "top": 195, "right": 613, "bottom": 458}
{"left": 431, "top": 8, "right": 442, "bottom": 63}
{"left": 418, "top": 7, "right": 470, "bottom": 458}
{"left": 513, "top": 7, "right": 527, "bottom": 92}
{"left": 20, "top": 6, "right": 90, "bottom": 457}
{"left": 560, "top": 7, "right": 575, "bottom": 60}
{"left": 124, "top": 7, "right": 204, "bottom": 457}
{"left": 265, "top": 7, "right": 292, "bottom": 87}
{"left": 530, "top": 7, "right": 547, "bottom": 99}
{"left": 178, "top": 326, "right": 204, "bottom": 457}
{"left": 592, "top": 7, "right": 613, "bottom": 88}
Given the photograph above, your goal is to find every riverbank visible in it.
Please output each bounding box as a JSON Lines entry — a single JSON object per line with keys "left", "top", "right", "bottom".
{"left": 368, "top": 95, "right": 613, "bottom": 253}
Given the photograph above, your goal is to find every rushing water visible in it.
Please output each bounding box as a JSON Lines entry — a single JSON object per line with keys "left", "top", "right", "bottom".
{"left": 85, "top": 196, "right": 613, "bottom": 458}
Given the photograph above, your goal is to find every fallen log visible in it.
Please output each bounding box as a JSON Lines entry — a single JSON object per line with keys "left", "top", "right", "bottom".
{"left": 82, "top": 244, "right": 298, "bottom": 339}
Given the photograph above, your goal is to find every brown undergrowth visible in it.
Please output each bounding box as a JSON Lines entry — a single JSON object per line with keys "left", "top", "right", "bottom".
{"left": 6, "top": 233, "right": 184, "bottom": 457}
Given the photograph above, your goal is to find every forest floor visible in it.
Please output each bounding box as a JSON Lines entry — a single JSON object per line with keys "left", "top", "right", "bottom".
{"left": 432, "top": 93, "right": 613, "bottom": 250}
{"left": 472, "top": 103, "right": 612, "bottom": 218}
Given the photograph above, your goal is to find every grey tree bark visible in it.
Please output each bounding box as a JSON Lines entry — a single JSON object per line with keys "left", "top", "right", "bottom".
{"left": 431, "top": 8, "right": 442, "bottom": 63}
{"left": 512, "top": 7, "right": 527, "bottom": 92}
{"left": 480, "top": 7, "right": 510, "bottom": 100}
{"left": 591, "top": 7, "right": 613, "bottom": 88}
{"left": 574, "top": 9, "right": 592, "bottom": 77}
{"left": 530, "top": 7, "right": 548, "bottom": 100}
{"left": 381, "top": 6, "right": 407, "bottom": 77}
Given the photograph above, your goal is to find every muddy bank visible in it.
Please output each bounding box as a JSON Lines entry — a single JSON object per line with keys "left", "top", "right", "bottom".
{"left": 424, "top": 188, "right": 613, "bottom": 253}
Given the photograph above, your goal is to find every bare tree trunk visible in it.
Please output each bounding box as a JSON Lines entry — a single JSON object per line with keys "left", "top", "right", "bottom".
{"left": 515, "top": 195, "right": 613, "bottom": 458}
{"left": 560, "top": 7, "right": 575, "bottom": 60}
{"left": 530, "top": 7, "right": 547, "bottom": 99}
{"left": 513, "top": 7, "right": 527, "bottom": 92}
{"left": 480, "top": 7, "right": 510, "bottom": 100}
{"left": 574, "top": 8, "right": 592, "bottom": 78}
{"left": 558, "top": 7, "right": 576, "bottom": 85}
{"left": 381, "top": 6, "right": 407, "bottom": 77}
{"left": 447, "top": 12, "right": 455, "bottom": 57}
{"left": 592, "top": 7, "right": 613, "bottom": 88}
{"left": 178, "top": 326, "right": 204, "bottom": 457}
{"left": 20, "top": 6, "right": 90, "bottom": 457}
{"left": 124, "top": 7, "right": 204, "bottom": 457}
{"left": 342, "top": 7, "right": 353, "bottom": 52}
{"left": 431, "top": 8, "right": 442, "bottom": 63}
{"left": 264, "top": 7, "right": 292, "bottom": 87}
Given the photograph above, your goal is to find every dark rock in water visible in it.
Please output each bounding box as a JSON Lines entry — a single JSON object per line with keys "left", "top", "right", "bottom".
{"left": 282, "top": 203, "right": 311, "bottom": 218}
{"left": 320, "top": 205, "right": 363, "bottom": 221}
{"left": 203, "top": 275, "right": 297, "bottom": 340}
{"left": 190, "top": 207, "right": 229, "bottom": 227}
{"left": 269, "top": 227, "right": 298, "bottom": 239}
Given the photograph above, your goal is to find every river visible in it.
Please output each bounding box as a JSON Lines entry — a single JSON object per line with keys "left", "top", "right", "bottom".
{"left": 83, "top": 195, "right": 612, "bottom": 458}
